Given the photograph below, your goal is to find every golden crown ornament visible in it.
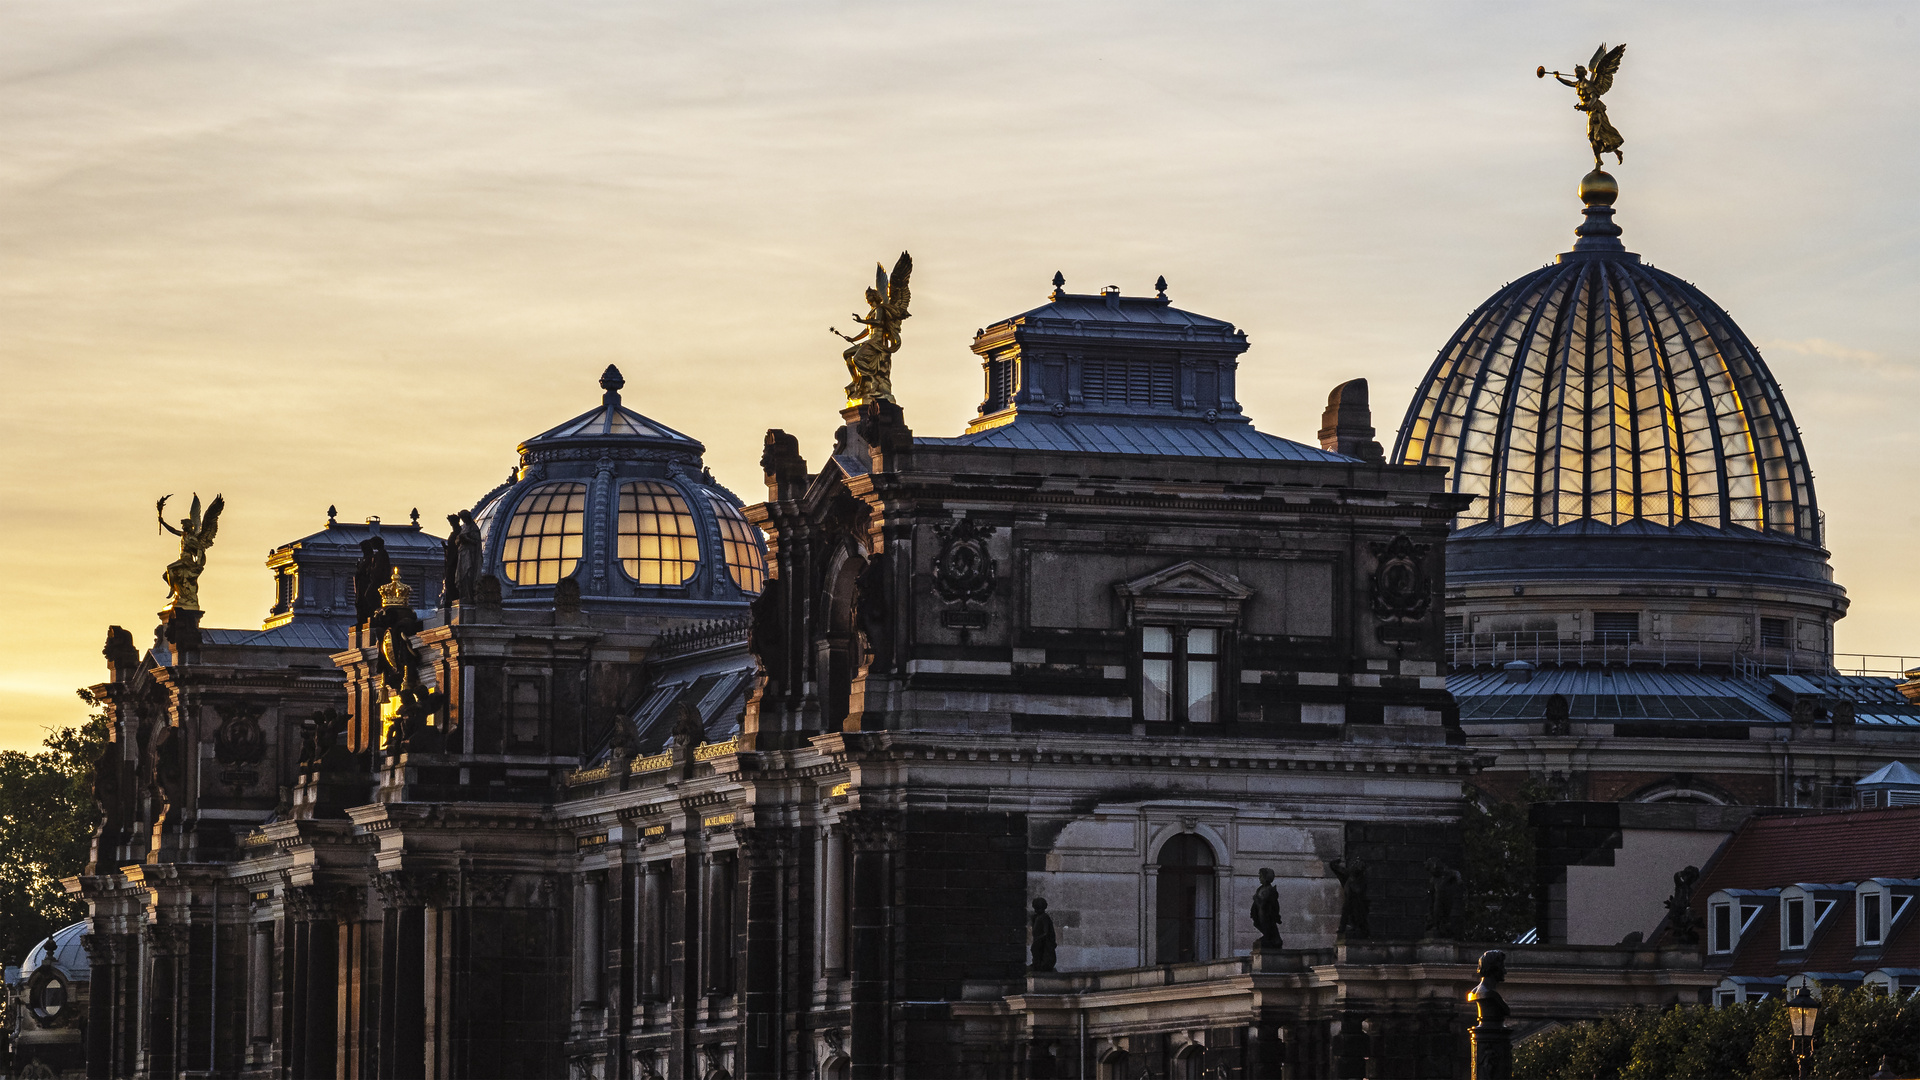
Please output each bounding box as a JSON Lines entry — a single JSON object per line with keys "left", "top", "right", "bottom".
{"left": 378, "top": 568, "right": 413, "bottom": 608}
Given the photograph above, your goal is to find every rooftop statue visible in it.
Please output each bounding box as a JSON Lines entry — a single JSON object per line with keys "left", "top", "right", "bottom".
{"left": 830, "top": 251, "right": 913, "bottom": 406}
{"left": 1539, "top": 43, "right": 1627, "bottom": 168}
{"left": 155, "top": 492, "right": 224, "bottom": 611}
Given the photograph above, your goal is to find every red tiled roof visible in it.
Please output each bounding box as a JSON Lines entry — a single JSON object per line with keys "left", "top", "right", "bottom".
{"left": 1694, "top": 807, "right": 1920, "bottom": 895}
{"left": 1687, "top": 806, "right": 1920, "bottom": 979}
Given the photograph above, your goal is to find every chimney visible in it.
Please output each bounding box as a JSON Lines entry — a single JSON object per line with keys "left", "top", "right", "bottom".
{"left": 1319, "top": 379, "right": 1384, "bottom": 462}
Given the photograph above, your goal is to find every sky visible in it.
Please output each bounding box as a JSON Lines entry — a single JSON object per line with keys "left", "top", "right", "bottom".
{"left": 1, "top": 1, "right": 1915, "bottom": 750}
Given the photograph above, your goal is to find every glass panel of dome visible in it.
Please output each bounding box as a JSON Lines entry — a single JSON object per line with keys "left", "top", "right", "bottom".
{"left": 708, "top": 497, "right": 766, "bottom": 595}
{"left": 501, "top": 482, "right": 586, "bottom": 585}
{"left": 619, "top": 482, "right": 700, "bottom": 586}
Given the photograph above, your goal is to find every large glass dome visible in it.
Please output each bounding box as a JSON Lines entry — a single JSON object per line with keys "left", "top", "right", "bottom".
{"left": 468, "top": 366, "right": 766, "bottom": 607}
{"left": 1394, "top": 172, "right": 1819, "bottom": 546}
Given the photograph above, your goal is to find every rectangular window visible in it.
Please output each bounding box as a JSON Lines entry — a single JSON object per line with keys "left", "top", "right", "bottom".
{"left": 1711, "top": 903, "right": 1733, "bottom": 953}
{"left": 1785, "top": 898, "right": 1806, "bottom": 948}
{"left": 1187, "top": 628, "right": 1218, "bottom": 724}
{"left": 1761, "top": 617, "right": 1790, "bottom": 649}
{"left": 1864, "top": 892, "right": 1884, "bottom": 944}
{"left": 1594, "top": 611, "right": 1640, "bottom": 644}
{"left": 1139, "top": 626, "right": 1225, "bottom": 724}
{"left": 1863, "top": 791, "right": 1882, "bottom": 808}
{"left": 1716, "top": 990, "right": 1737, "bottom": 1008}
{"left": 1142, "top": 627, "right": 1174, "bottom": 723}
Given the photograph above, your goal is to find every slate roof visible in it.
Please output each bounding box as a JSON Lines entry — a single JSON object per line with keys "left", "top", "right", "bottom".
{"left": 1450, "top": 667, "right": 1920, "bottom": 728}
{"left": 201, "top": 621, "right": 353, "bottom": 651}
{"left": 1859, "top": 761, "right": 1920, "bottom": 787}
{"left": 919, "top": 415, "right": 1353, "bottom": 463}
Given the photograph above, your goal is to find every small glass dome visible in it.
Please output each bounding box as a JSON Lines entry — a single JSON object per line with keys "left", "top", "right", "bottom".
{"left": 468, "top": 366, "right": 766, "bottom": 607}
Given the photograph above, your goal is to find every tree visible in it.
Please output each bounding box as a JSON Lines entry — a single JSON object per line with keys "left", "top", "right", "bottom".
{"left": 1460, "top": 781, "right": 1549, "bottom": 942}
{"left": 0, "top": 690, "right": 108, "bottom": 964}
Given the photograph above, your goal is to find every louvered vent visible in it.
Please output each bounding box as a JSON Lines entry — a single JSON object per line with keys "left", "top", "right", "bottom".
{"left": 1083, "top": 359, "right": 1175, "bottom": 408}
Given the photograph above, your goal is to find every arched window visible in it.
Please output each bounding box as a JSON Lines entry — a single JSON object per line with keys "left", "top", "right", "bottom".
{"left": 708, "top": 496, "right": 766, "bottom": 594}
{"left": 618, "top": 481, "right": 700, "bottom": 585}
{"left": 1155, "top": 834, "right": 1216, "bottom": 963}
{"left": 501, "top": 482, "right": 586, "bottom": 585}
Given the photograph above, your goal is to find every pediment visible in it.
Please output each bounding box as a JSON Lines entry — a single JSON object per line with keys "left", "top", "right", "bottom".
{"left": 1113, "top": 561, "right": 1253, "bottom": 600}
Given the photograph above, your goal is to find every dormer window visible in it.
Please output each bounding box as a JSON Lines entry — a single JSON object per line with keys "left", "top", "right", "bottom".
{"left": 1779, "top": 889, "right": 1838, "bottom": 951}
{"left": 1854, "top": 882, "right": 1916, "bottom": 949}
{"left": 1708, "top": 889, "right": 1770, "bottom": 954}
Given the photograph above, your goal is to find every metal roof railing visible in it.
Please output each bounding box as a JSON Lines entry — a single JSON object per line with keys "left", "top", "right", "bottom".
{"left": 1446, "top": 631, "right": 1823, "bottom": 675}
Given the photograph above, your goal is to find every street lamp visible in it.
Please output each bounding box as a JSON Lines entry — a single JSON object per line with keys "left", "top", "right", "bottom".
{"left": 1786, "top": 985, "right": 1820, "bottom": 1079}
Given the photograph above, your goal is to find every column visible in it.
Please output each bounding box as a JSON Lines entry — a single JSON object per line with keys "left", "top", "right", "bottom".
{"left": 737, "top": 828, "right": 792, "bottom": 1080}
{"left": 822, "top": 825, "right": 848, "bottom": 976}
{"left": 845, "top": 812, "right": 894, "bottom": 1080}
{"left": 578, "top": 872, "right": 605, "bottom": 1007}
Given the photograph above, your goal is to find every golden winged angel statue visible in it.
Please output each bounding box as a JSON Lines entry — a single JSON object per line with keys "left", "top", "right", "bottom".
{"left": 156, "top": 492, "right": 224, "bottom": 611}
{"left": 1539, "top": 43, "right": 1627, "bottom": 167}
{"left": 830, "top": 251, "right": 913, "bottom": 406}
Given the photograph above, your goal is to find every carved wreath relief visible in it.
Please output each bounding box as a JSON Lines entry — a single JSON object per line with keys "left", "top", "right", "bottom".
{"left": 932, "top": 518, "right": 997, "bottom": 629}
{"left": 1367, "top": 533, "right": 1432, "bottom": 644}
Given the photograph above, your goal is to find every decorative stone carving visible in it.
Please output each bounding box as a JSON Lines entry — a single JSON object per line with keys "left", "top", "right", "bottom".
{"left": 212, "top": 701, "right": 267, "bottom": 791}
{"left": 1664, "top": 865, "right": 1702, "bottom": 945}
{"left": 375, "top": 871, "right": 432, "bottom": 909}
{"left": 1542, "top": 693, "right": 1572, "bottom": 736}
{"left": 1368, "top": 533, "right": 1433, "bottom": 644}
{"left": 1029, "top": 898, "right": 1057, "bottom": 972}
{"left": 1330, "top": 858, "right": 1371, "bottom": 939}
{"left": 1424, "top": 858, "right": 1465, "bottom": 939}
{"left": 465, "top": 872, "right": 514, "bottom": 908}
{"left": 931, "top": 518, "right": 997, "bottom": 608}
{"left": 1250, "top": 867, "right": 1283, "bottom": 949}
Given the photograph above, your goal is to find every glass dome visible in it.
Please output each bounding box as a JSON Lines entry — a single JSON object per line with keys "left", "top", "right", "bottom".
{"left": 469, "top": 366, "right": 766, "bottom": 606}
{"left": 1393, "top": 174, "right": 1819, "bottom": 547}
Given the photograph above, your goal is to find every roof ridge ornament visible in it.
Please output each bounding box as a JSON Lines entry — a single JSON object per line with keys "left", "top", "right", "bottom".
{"left": 1049, "top": 271, "right": 1065, "bottom": 301}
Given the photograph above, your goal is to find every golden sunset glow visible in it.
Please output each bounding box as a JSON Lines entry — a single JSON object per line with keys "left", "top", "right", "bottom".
{"left": 3, "top": 3, "right": 1917, "bottom": 746}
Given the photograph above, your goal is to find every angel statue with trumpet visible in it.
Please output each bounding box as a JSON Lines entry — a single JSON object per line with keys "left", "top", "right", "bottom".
{"left": 1539, "top": 43, "right": 1627, "bottom": 168}
{"left": 156, "top": 492, "right": 224, "bottom": 611}
{"left": 830, "top": 251, "right": 913, "bottom": 406}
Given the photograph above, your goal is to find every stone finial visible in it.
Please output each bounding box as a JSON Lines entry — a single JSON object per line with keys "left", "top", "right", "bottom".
{"left": 327, "top": 504, "right": 338, "bottom": 526}
{"left": 1154, "top": 275, "right": 1168, "bottom": 300}
{"left": 409, "top": 507, "right": 419, "bottom": 526}
{"left": 1049, "top": 271, "right": 1066, "bottom": 300}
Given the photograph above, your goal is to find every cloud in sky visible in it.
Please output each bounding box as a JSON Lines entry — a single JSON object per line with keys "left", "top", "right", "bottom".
{"left": 2, "top": 1, "right": 1917, "bottom": 745}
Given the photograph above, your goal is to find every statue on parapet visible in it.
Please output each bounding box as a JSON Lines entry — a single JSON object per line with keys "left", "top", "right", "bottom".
{"left": 1029, "top": 898, "right": 1057, "bottom": 972}
{"left": 1331, "top": 857, "right": 1371, "bottom": 939}
{"left": 1250, "top": 867, "right": 1284, "bottom": 950}
{"left": 442, "top": 510, "right": 484, "bottom": 608}
{"left": 1426, "top": 858, "right": 1465, "bottom": 939}
{"left": 155, "top": 493, "right": 224, "bottom": 611}
{"left": 830, "top": 251, "right": 913, "bottom": 406}
{"left": 1665, "top": 865, "right": 1702, "bottom": 945}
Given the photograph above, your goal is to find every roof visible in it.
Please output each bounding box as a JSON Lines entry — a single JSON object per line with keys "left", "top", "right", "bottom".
{"left": 1392, "top": 175, "right": 1820, "bottom": 546}
{"left": 1686, "top": 808, "right": 1920, "bottom": 975}
{"left": 1859, "top": 761, "right": 1920, "bottom": 787}
{"left": 201, "top": 621, "right": 352, "bottom": 650}
{"left": 18, "top": 921, "right": 88, "bottom": 979}
{"left": 987, "top": 291, "right": 1240, "bottom": 341}
{"left": 517, "top": 365, "right": 705, "bottom": 460}
{"left": 919, "top": 415, "right": 1352, "bottom": 462}
{"left": 1451, "top": 667, "right": 1920, "bottom": 728}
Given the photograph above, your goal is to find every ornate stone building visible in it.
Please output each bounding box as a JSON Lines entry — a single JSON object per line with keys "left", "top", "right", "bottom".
{"left": 62, "top": 255, "right": 1746, "bottom": 1079}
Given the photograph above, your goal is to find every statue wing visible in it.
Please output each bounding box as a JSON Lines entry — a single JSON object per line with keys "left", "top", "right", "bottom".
{"left": 200, "top": 494, "right": 226, "bottom": 543}
{"left": 884, "top": 251, "right": 912, "bottom": 317}
{"left": 1589, "top": 43, "right": 1625, "bottom": 96}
